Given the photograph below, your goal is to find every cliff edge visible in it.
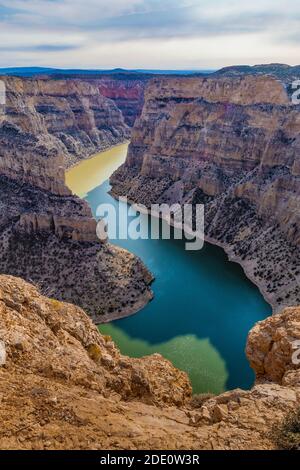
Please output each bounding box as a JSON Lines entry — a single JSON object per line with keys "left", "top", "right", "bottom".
{"left": 0, "top": 275, "right": 299, "bottom": 450}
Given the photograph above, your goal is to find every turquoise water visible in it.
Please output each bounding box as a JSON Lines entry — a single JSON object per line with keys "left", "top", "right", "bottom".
{"left": 85, "top": 180, "right": 272, "bottom": 395}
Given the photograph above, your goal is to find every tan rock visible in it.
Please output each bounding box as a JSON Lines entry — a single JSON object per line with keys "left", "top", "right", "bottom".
{"left": 0, "top": 274, "right": 300, "bottom": 450}
{"left": 247, "top": 307, "right": 300, "bottom": 383}
{"left": 212, "top": 404, "right": 229, "bottom": 423}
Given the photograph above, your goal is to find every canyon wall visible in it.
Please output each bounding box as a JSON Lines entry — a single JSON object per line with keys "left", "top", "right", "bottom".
{"left": 111, "top": 74, "right": 300, "bottom": 311}
{"left": 0, "top": 274, "right": 299, "bottom": 450}
{"left": 94, "top": 77, "right": 146, "bottom": 127}
{"left": 41, "top": 72, "right": 149, "bottom": 127}
{"left": 0, "top": 76, "right": 152, "bottom": 321}
{"left": 1, "top": 77, "right": 130, "bottom": 170}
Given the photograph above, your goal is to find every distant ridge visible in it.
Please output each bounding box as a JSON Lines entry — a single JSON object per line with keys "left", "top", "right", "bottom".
{"left": 0, "top": 66, "right": 215, "bottom": 78}
{"left": 1, "top": 64, "right": 298, "bottom": 84}
{"left": 214, "top": 63, "right": 300, "bottom": 84}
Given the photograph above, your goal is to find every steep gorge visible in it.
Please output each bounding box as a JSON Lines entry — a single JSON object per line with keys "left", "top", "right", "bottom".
{"left": 0, "top": 70, "right": 299, "bottom": 450}
{"left": 111, "top": 74, "right": 300, "bottom": 312}
{"left": 1, "top": 77, "right": 131, "bottom": 170}
{"left": 0, "top": 76, "right": 152, "bottom": 321}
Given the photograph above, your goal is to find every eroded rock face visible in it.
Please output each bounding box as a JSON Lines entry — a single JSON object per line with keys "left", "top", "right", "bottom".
{"left": 247, "top": 307, "right": 300, "bottom": 385}
{"left": 95, "top": 78, "right": 146, "bottom": 127}
{"left": 0, "top": 174, "right": 153, "bottom": 321}
{"left": 0, "top": 275, "right": 299, "bottom": 450}
{"left": 0, "top": 76, "right": 130, "bottom": 173}
{"left": 0, "top": 76, "right": 152, "bottom": 321}
{"left": 111, "top": 74, "right": 300, "bottom": 311}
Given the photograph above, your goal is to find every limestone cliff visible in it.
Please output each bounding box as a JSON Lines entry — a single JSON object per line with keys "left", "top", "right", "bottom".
{"left": 0, "top": 76, "right": 152, "bottom": 321}
{"left": 1, "top": 76, "right": 130, "bottom": 170}
{"left": 0, "top": 275, "right": 299, "bottom": 450}
{"left": 111, "top": 74, "right": 300, "bottom": 311}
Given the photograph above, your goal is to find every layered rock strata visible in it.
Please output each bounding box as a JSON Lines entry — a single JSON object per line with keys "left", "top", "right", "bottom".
{"left": 0, "top": 275, "right": 299, "bottom": 450}
{"left": 1, "top": 77, "right": 130, "bottom": 169}
{"left": 0, "top": 77, "right": 153, "bottom": 321}
{"left": 111, "top": 74, "right": 300, "bottom": 311}
{"left": 95, "top": 77, "right": 146, "bottom": 127}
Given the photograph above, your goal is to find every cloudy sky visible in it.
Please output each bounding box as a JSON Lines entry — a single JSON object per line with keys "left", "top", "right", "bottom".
{"left": 0, "top": 0, "right": 299, "bottom": 69}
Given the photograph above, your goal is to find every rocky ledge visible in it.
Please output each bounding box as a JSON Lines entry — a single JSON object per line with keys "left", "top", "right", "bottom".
{"left": 0, "top": 275, "right": 299, "bottom": 450}
{"left": 111, "top": 74, "right": 300, "bottom": 312}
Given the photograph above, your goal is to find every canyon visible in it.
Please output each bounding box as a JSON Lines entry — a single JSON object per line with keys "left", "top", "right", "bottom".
{"left": 111, "top": 72, "right": 300, "bottom": 312}
{"left": 37, "top": 70, "right": 150, "bottom": 127}
{"left": 0, "top": 76, "right": 153, "bottom": 321}
{"left": 0, "top": 67, "right": 300, "bottom": 449}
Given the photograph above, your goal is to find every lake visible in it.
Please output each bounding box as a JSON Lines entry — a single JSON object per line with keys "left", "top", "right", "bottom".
{"left": 66, "top": 143, "right": 272, "bottom": 395}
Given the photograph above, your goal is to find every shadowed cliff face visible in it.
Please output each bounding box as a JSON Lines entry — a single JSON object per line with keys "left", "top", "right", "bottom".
{"left": 0, "top": 274, "right": 299, "bottom": 450}
{"left": 0, "top": 76, "right": 152, "bottom": 321}
{"left": 111, "top": 75, "right": 300, "bottom": 311}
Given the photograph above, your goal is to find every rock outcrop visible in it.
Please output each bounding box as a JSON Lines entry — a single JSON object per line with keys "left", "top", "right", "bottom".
{"left": 0, "top": 274, "right": 299, "bottom": 450}
{"left": 0, "top": 76, "right": 153, "bottom": 321}
{"left": 111, "top": 74, "right": 300, "bottom": 311}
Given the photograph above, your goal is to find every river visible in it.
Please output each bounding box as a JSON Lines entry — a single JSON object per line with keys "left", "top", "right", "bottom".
{"left": 66, "top": 143, "right": 271, "bottom": 395}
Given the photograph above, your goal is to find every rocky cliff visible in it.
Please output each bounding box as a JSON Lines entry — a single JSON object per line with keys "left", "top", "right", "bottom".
{"left": 0, "top": 275, "right": 299, "bottom": 450}
{"left": 94, "top": 77, "right": 146, "bottom": 127}
{"left": 111, "top": 74, "right": 300, "bottom": 311}
{"left": 0, "top": 76, "right": 153, "bottom": 321}
{"left": 1, "top": 76, "right": 130, "bottom": 170}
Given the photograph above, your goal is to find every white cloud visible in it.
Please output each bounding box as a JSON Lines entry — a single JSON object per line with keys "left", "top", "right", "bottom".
{"left": 0, "top": 0, "right": 299, "bottom": 68}
{"left": 0, "top": 0, "right": 144, "bottom": 24}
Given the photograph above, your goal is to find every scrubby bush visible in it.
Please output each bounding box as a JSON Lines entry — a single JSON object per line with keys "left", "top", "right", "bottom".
{"left": 271, "top": 408, "right": 300, "bottom": 450}
{"left": 190, "top": 393, "right": 215, "bottom": 409}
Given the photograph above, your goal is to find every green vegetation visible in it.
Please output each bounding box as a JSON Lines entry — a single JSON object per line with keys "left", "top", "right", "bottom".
{"left": 271, "top": 408, "right": 300, "bottom": 450}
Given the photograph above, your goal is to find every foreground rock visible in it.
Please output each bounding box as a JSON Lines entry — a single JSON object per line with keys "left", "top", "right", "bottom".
{"left": 111, "top": 73, "right": 300, "bottom": 311}
{"left": 0, "top": 76, "right": 153, "bottom": 321}
{"left": 0, "top": 275, "right": 299, "bottom": 450}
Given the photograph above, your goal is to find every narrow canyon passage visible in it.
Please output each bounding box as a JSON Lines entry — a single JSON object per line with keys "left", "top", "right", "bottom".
{"left": 66, "top": 144, "right": 272, "bottom": 394}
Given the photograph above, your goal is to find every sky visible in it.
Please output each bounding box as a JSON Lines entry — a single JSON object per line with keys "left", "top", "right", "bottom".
{"left": 0, "top": 0, "right": 299, "bottom": 70}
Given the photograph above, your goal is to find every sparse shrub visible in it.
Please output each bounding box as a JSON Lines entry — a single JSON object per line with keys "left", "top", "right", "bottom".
{"left": 270, "top": 408, "right": 300, "bottom": 450}
{"left": 87, "top": 343, "right": 102, "bottom": 362}
{"left": 190, "top": 393, "right": 215, "bottom": 409}
{"left": 49, "top": 298, "right": 63, "bottom": 311}
{"left": 103, "top": 335, "right": 112, "bottom": 343}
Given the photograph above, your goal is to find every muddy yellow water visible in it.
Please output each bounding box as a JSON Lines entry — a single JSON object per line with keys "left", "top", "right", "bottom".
{"left": 65, "top": 143, "right": 129, "bottom": 198}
